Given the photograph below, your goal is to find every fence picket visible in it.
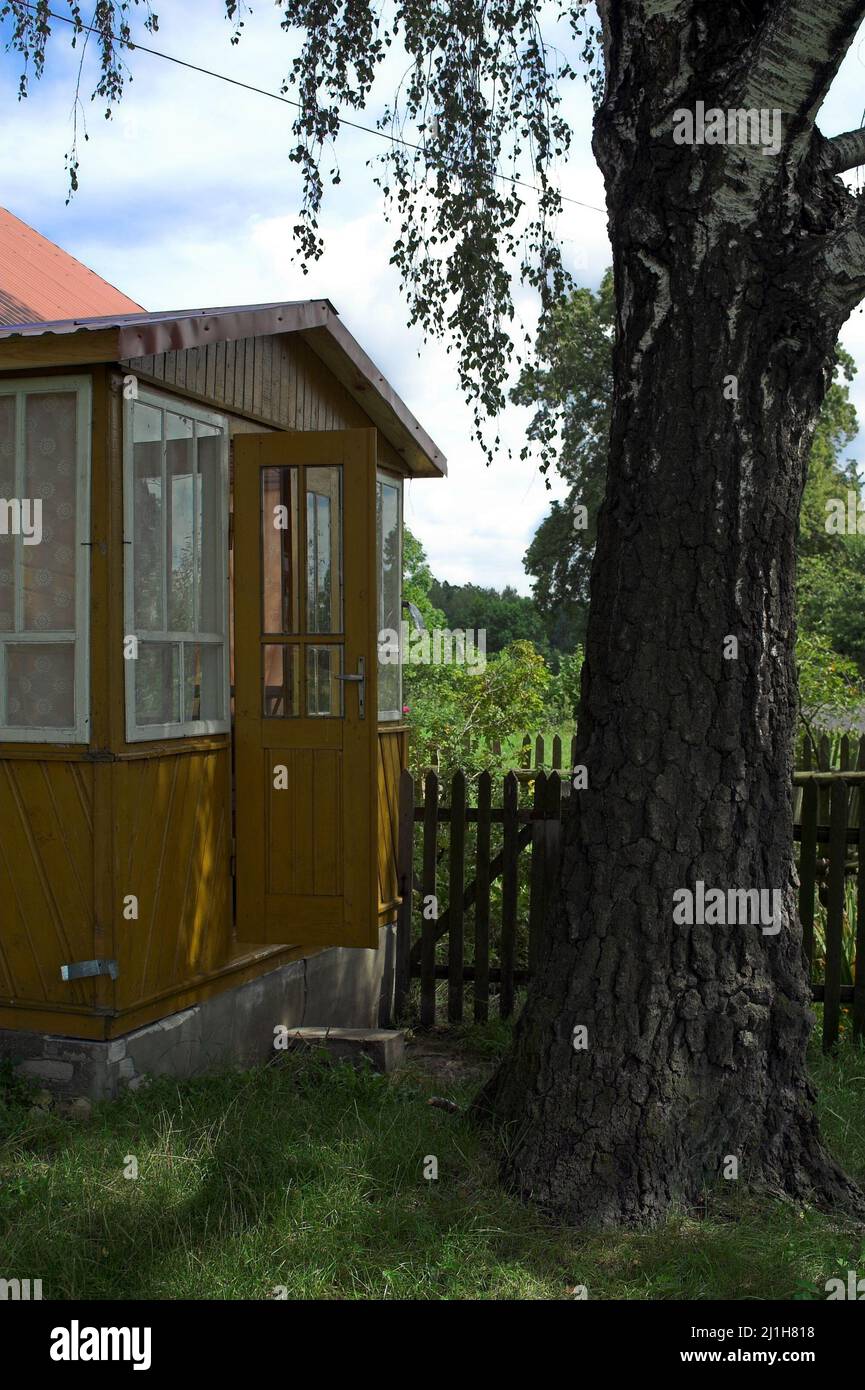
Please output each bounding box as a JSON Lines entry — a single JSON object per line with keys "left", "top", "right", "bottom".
{"left": 528, "top": 772, "right": 547, "bottom": 975}
{"left": 857, "top": 786, "right": 865, "bottom": 1041}
{"left": 474, "top": 771, "right": 492, "bottom": 1023}
{"left": 420, "top": 771, "right": 439, "bottom": 1027}
{"left": 394, "top": 769, "right": 415, "bottom": 1020}
{"left": 823, "top": 779, "right": 848, "bottom": 1051}
{"left": 448, "top": 771, "right": 466, "bottom": 1023}
{"left": 501, "top": 772, "right": 519, "bottom": 1018}
{"left": 799, "top": 780, "right": 818, "bottom": 972}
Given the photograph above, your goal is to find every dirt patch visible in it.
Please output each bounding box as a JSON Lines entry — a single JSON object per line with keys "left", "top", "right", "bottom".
{"left": 404, "top": 1029, "right": 496, "bottom": 1089}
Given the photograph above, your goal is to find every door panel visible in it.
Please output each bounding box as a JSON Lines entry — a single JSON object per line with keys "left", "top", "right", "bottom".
{"left": 234, "top": 428, "right": 379, "bottom": 947}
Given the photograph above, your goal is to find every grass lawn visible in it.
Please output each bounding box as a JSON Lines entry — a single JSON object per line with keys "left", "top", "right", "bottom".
{"left": 1, "top": 1023, "right": 864, "bottom": 1300}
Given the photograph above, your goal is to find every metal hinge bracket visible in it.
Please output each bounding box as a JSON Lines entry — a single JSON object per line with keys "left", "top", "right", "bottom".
{"left": 60, "top": 958, "right": 119, "bottom": 982}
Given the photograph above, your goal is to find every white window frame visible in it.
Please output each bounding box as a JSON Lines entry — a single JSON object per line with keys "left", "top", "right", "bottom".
{"left": 377, "top": 470, "right": 403, "bottom": 723}
{"left": 123, "top": 385, "right": 230, "bottom": 742}
{"left": 0, "top": 375, "right": 91, "bottom": 744}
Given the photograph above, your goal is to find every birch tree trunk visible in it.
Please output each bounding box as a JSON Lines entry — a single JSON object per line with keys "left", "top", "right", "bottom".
{"left": 477, "top": 0, "right": 865, "bottom": 1226}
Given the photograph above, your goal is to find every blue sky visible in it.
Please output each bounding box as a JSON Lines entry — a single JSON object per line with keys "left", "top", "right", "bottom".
{"left": 2, "top": 2, "right": 865, "bottom": 595}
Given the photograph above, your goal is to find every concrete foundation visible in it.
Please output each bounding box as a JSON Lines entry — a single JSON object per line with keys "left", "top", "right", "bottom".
{"left": 0, "top": 927, "right": 396, "bottom": 1102}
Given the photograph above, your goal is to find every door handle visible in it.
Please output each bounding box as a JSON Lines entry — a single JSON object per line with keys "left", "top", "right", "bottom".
{"left": 334, "top": 656, "right": 365, "bottom": 718}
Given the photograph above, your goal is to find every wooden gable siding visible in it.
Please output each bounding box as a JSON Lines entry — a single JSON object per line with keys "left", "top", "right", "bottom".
{"left": 124, "top": 333, "right": 410, "bottom": 474}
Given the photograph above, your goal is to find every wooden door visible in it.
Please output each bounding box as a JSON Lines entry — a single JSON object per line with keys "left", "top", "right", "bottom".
{"left": 233, "top": 428, "right": 379, "bottom": 947}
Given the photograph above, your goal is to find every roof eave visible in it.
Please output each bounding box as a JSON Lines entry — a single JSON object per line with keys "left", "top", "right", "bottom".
{"left": 0, "top": 300, "right": 447, "bottom": 479}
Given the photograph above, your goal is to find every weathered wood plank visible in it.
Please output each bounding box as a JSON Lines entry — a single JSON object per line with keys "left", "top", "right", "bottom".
{"left": 420, "top": 771, "right": 438, "bottom": 1026}
{"left": 448, "top": 770, "right": 466, "bottom": 1022}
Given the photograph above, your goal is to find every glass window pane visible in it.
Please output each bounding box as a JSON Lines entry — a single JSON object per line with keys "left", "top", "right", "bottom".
{"left": 135, "top": 641, "right": 181, "bottom": 726}
{"left": 197, "top": 424, "right": 224, "bottom": 634}
{"left": 132, "top": 403, "right": 163, "bottom": 631}
{"left": 6, "top": 642, "right": 75, "bottom": 728}
{"left": 306, "top": 466, "right": 342, "bottom": 633}
{"left": 22, "top": 392, "right": 77, "bottom": 633}
{"left": 167, "top": 411, "right": 195, "bottom": 632}
{"left": 306, "top": 644, "right": 343, "bottom": 717}
{"left": 377, "top": 478, "right": 402, "bottom": 719}
{"left": 0, "top": 396, "right": 15, "bottom": 633}
{"left": 183, "top": 641, "right": 223, "bottom": 722}
{"left": 262, "top": 466, "right": 298, "bottom": 633}
{"left": 263, "top": 643, "right": 299, "bottom": 717}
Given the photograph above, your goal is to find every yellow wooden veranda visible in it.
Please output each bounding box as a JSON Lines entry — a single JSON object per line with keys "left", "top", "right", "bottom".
{"left": 0, "top": 301, "right": 445, "bottom": 1041}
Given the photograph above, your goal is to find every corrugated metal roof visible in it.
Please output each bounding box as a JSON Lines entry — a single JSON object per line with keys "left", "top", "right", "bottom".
{"left": 0, "top": 207, "right": 143, "bottom": 325}
{"left": 0, "top": 298, "right": 447, "bottom": 477}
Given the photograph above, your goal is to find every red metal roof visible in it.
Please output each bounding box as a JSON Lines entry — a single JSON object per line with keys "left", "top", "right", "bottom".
{"left": 0, "top": 207, "right": 143, "bottom": 325}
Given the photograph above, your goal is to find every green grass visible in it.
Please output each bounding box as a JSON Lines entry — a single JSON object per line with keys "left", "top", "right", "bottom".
{"left": 1, "top": 1028, "right": 864, "bottom": 1300}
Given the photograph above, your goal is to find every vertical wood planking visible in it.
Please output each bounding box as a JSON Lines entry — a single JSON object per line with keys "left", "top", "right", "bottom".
{"left": 474, "top": 770, "right": 491, "bottom": 1023}
{"left": 448, "top": 770, "right": 466, "bottom": 1022}
{"left": 799, "top": 780, "right": 817, "bottom": 972}
{"left": 528, "top": 772, "right": 547, "bottom": 975}
{"left": 420, "top": 771, "right": 438, "bottom": 1026}
{"left": 856, "top": 781, "right": 865, "bottom": 1041}
{"left": 500, "top": 772, "right": 518, "bottom": 1018}
{"left": 394, "top": 769, "right": 414, "bottom": 1021}
{"left": 823, "top": 778, "right": 847, "bottom": 1052}
{"left": 552, "top": 735, "right": 562, "bottom": 770}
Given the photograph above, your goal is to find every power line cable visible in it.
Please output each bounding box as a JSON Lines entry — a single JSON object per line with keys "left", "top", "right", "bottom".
{"left": 11, "top": 0, "right": 607, "bottom": 215}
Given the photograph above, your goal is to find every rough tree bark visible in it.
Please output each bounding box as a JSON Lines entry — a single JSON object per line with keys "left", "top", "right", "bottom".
{"left": 477, "top": 0, "right": 865, "bottom": 1226}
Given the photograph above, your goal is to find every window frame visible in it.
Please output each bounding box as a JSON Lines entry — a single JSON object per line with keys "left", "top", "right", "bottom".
{"left": 0, "top": 374, "right": 91, "bottom": 745}
{"left": 376, "top": 469, "right": 403, "bottom": 723}
{"left": 123, "top": 385, "right": 230, "bottom": 743}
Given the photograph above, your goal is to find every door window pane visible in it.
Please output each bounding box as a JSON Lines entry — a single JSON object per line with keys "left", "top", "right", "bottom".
{"left": 306, "top": 644, "right": 343, "bottom": 717}
{"left": 262, "top": 466, "right": 298, "bottom": 634}
{"left": 263, "top": 643, "right": 300, "bottom": 717}
{"left": 306, "top": 466, "right": 342, "bottom": 633}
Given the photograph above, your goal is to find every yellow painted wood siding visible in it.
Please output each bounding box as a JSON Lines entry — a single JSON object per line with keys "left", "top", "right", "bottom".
{"left": 0, "top": 760, "right": 95, "bottom": 1010}
{"left": 110, "top": 748, "right": 233, "bottom": 1012}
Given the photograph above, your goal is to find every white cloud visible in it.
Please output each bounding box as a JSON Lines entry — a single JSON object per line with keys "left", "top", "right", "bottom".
{"left": 3, "top": 5, "right": 865, "bottom": 594}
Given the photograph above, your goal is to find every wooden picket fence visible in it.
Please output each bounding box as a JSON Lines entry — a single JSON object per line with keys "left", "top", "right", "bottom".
{"left": 393, "top": 768, "right": 563, "bottom": 1026}
{"left": 394, "top": 757, "right": 865, "bottom": 1051}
